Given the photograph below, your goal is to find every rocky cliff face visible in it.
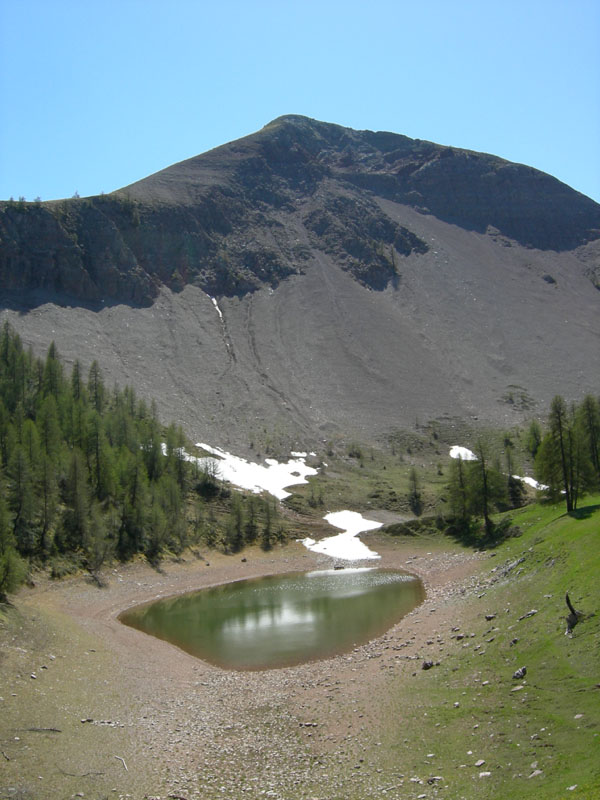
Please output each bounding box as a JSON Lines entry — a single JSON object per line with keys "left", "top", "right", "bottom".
{"left": 2, "top": 115, "right": 599, "bottom": 309}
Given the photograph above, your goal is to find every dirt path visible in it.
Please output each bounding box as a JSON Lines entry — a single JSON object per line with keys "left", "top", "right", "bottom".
{"left": 0, "top": 536, "right": 484, "bottom": 800}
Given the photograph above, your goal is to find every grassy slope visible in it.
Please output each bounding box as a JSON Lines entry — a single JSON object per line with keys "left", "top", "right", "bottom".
{"left": 372, "top": 497, "right": 600, "bottom": 799}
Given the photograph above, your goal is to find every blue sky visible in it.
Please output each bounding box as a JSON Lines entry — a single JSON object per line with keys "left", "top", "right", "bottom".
{"left": 1, "top": 0, "right": 599, "bottom": 203}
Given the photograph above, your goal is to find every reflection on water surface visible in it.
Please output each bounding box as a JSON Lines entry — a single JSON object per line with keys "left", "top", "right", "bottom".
{"left": 119, "top": 568, "right": 425, "bottom": 670}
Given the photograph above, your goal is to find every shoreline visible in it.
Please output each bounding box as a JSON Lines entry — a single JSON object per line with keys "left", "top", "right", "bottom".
{"left": 1, "top": 535, "right": 485, "bottom": 799}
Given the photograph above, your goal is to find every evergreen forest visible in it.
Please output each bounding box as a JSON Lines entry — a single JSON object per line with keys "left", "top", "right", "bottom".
{"left": 0, "top": 322, "right": 281, "bottom": 600}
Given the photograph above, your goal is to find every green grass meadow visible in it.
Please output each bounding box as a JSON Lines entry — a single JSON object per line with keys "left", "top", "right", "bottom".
{"left": 374, "top": 497, "right": 600, "bottom": 799}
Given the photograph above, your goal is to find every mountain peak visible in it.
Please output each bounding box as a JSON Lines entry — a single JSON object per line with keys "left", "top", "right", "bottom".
{"left": 1, "top": 116, "right": 599, "bottom": 309}
{"left": 1, "top": 117, "right": 599, "bottom": 444}
{"left": 264, "top": 114, "right": 318, "bottom": 126}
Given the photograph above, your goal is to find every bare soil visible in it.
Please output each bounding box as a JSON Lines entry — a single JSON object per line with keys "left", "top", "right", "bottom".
{"left": 0, "top": 535, "right": 484, "bottom": 800}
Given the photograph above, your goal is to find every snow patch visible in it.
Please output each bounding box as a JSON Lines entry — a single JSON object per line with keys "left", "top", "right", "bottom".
{"left": 301, "top": 510, "right": 382, "bottom": 561}
{"left": 195, "top": 443, "right": 317, "bottom": 500}
{"left": 449, "top": 445, "right": 477, "bottom": 461}
{"left": 210, "top": 296, "right": 224, "bottom": 321}
{"left": 513, "top": 475, "right": 548, "bottom": 491}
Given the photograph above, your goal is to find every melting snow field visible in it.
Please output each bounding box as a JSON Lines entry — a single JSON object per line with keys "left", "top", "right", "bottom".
{"left": 192, "top": 444, "right": 382, "bottom": 561}
{"left": 301, "top": 510, "right": 382, "bottom": 561}
{"left": 195, "top": 443, "right": 318, "bottom": 500}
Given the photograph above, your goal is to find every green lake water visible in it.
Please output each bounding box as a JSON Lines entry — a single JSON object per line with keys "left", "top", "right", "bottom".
{"left": 119, "top": 568, "right": 425, "bottom": 670}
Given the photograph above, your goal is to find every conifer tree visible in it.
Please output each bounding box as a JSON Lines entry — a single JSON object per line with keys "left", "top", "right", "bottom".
{"left": 408, "top": 467, "right": 423, "bottom": 516}
{"left": 0, "top": 486, "right": 26, "bottom": 602}
{"left": 0, "top": 399, "right": 12, "bottom": 466}
{"left": 468, "top": 440, "right": 506, "bottom": 536}
{"left": 7, "top": 445, "right": 36, "bottom": 556}
{"left": 244, "top": 496, "right": 258, "bottom": 544}
{"left": 88, "top": 360, "right": 105, "bottom": 413}
{"left": 578, "top": 395, "right": 600, "bottom": 486}
{"left": 261, "top": 498, "right": 273, "bottom": 551}
{"left": 59, "top": 449, "right": 90, "bottom": 552}
{"left": 42, "top": 342, "right": 64, "bottom": 399}
{"left": 37, "top": 452, "right": 58, "bottom": 556}
{"left": 447, "top": 455, "right": 469, "bottom": 524}
{"left": 536, "top": 396, "right": 592, "bottom": 512}
{"left": 71, "top": 359, "right": 85, "bottom": 403}
{"left": 224, "top": 493, "right": 244, "bottom": 553}
{"left": 117, "top": 451, "right": 149, "bottom": 559}
{"left": 37, "top": 394, "right": 62, "bottom": 459}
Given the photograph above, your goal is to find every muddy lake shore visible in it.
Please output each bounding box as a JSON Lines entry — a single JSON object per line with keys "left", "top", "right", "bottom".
{"left": 1, "top": 534, "right": 484, "bottom": 800}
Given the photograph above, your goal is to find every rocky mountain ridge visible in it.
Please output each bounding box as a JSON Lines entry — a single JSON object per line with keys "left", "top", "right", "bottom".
{"left": 1, "top": 116, "right": 599, "bottom": 446}
{"left": 1, "top": 115, "right": 599, "bottom": 308}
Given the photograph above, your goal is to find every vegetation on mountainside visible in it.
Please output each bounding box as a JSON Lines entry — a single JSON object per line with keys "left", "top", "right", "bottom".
{"left": 0, "top": 322, "right": 283, "bottom": 601}
{"left": 428, "top": 394, "right": 599, "bottom": 550}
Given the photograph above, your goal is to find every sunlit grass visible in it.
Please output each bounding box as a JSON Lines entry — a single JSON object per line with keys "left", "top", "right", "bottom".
{"left": 373, "top": 496, "right": 600, "bottom": 799}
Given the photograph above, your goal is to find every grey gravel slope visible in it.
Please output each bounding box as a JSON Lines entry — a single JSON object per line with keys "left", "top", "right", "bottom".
{"left": 1, "top": 117, "right": 599, "bottom": 448}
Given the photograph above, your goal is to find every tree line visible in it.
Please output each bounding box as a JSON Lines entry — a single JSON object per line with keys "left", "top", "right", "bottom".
{"left": 0, "top": 323, "right": 282, "bottom": 601}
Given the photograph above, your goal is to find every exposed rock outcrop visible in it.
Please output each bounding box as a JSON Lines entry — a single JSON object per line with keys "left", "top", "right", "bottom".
{"left": 2, "top": 115, "right": 599, "bottom": 307}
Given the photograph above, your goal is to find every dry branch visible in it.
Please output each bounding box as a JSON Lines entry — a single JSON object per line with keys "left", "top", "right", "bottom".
{"left": 58, "top": 767, "right": 105, "bottom": 777}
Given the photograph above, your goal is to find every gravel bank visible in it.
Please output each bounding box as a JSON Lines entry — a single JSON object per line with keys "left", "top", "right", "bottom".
{"left": 0, "top": 536, "right": 483, "bottom": 799}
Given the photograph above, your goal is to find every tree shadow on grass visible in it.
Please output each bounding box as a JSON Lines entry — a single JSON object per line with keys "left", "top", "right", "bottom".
{"left": 445, "top": 516, "right": 522, "bottom": 550}
{"left": 569, "top": 503, "right": 600, "bottom": 521}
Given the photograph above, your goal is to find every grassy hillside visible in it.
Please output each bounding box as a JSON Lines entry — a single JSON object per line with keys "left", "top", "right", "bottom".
{"left": 373, "top": 497, "right": 600, "bottom": 799}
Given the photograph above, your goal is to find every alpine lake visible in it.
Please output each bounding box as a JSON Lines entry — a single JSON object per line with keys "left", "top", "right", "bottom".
{"left": 119, "top": 568, "right": 425, "bottom": 670}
